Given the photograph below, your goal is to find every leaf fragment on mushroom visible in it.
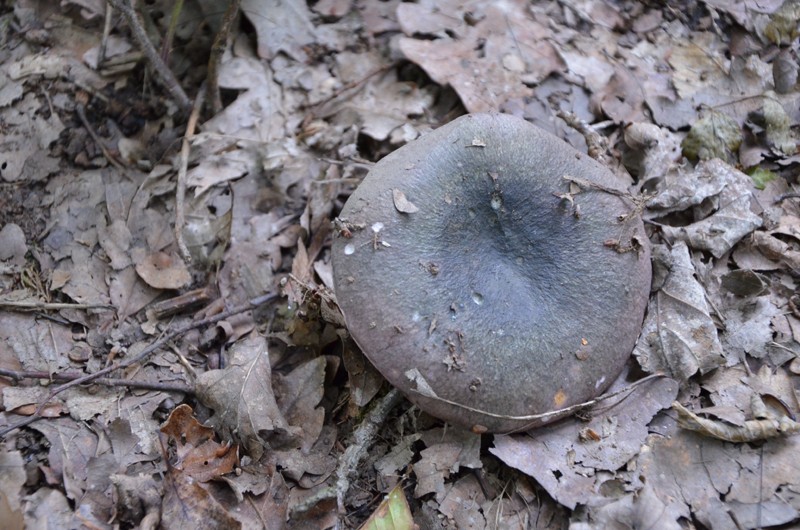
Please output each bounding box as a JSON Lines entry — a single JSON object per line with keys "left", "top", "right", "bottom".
{"left": 392, "top": 188, "right": 419, "bottom": 213}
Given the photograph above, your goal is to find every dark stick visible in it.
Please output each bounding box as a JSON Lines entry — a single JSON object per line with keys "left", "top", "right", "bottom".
{"left": 106, "top": 0, "right": 192, "bottom": 114}
{"left": 0, "top": 369, "right": 194, "bottom": 394}
{"left": 206, "top": 0, "right": 241, "bottom": 114}
{"left": 0, "top": 293, "right": 279, "bottom": 438}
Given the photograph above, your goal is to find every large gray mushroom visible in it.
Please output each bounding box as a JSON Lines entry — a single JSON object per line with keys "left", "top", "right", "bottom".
{"left": 331, "top": 113, "right": 651, "bottom": 433}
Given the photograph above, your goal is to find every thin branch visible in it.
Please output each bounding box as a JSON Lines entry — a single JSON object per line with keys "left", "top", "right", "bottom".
{"left": 106, "top": 0, "right": 192, "bottom": 114}
{"left": 0, "top": 293, "right": 279, "bottom": 438}
{"left": 76, "top": 101, "right": 125, "bottom": 170}
{"left": 0, "top": 300, "right": 115, "bottom": 311}
{"left": 0, "top": 369, "right": 193, "bottom": 394}
{"left": 175, "top": 87, "right": 205, "bottom": 263}
{"left": 206, "top": 0, "right": 241, "bottom": 114}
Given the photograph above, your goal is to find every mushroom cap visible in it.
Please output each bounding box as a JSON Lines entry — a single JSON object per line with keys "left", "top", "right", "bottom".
{"left": 332, "top": 113, "right": 651, "bottom": 433}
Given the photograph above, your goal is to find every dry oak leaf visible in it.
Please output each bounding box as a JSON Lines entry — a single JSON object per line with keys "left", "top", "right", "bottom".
{"left": 160, "top": 404, "right": 239, "bottom": 483}
{"left": 195, "top": 334, "right": 299, "bottom": 461}
{"left": 134, "top": 251, "right": 191, "bottom": 289}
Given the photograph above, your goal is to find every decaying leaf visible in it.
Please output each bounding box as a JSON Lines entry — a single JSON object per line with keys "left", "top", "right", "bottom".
{"left": 133, "top": 251, "right": 192, "bottom": 290}
{"left": 681, "top": 110, "right": 742, "bottom": 162}
{"left": 491, "top": 376, "right": 678, "bottom": 510}
{"left": 160, "top": 404, "right": 239, "bottom": 482}
{"left": 414, "top": 427, "right": 482, "bottom": 501}
{"left": 397, "top": 0, "right": 563, "bottom": 112}
{"left": 195, "top": 334, "right": 299, "bottom": 460}
{"left": 673, "top": 394, "right": 800, "bottom": 442}
{"left": 161, "top": 467, "right": 242, "bottom": 530}
{"left": 634, "top": 242, "right": 726, "bottom": 381}
{"left": 656, "top": 162, "right": 763, "bottom": 258}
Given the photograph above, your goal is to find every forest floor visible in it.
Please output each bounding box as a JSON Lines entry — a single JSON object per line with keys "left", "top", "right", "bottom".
{"left": 1, "top": 0, "right": 800, "bottom": 528}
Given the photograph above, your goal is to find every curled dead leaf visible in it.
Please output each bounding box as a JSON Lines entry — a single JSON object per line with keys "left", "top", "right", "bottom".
{"left": 134, "top": 251, "right": 191, "bottom": 289}
{"left": 392, "top": 189, "right": 419, "bottom": 213}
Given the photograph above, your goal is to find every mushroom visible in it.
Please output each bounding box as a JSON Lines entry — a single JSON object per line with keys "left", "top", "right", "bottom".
{"left": 331, "top": 113, "right": 651, "bottom": 433}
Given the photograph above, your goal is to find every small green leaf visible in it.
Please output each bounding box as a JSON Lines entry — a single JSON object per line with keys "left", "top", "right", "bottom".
{"left": 681, "top": 110, "right": 741, "bottom": 162}
{"left": 747, "top": 167, "right": 777, "bottom": 190}
{"left": 359, "top": 484, "right": 416, "bottom": 530}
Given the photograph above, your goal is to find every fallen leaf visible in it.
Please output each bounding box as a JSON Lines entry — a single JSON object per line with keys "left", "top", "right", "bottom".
{"left": 161, "top": 467, "right": 242, "bottom": 530}
{"left": 196, "top": 334, "right": 298, "bottom": 460}
{"left": 160, "top": 404, "right": 239, "bottom": 483}
{"left": 392, "top": 189, "right": 419, "bottom": 214}
{"left": 634, "top": 242, "right": 726, "bottom": 381}
{"left": 491, "top": 376, "right": 677, "bottom": 510}
{"left": 134, "top": 251, "right": 191, "bottom": 290}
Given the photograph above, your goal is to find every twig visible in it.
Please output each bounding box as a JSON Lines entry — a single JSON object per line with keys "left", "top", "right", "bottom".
{"left": 0, "top": 300, "right": 115, "bottom": 311}
{"left": 76, "top": 101, "right": 126, "bottom": 170}
{"left": 206, "top": 0, "right": 241, "bottom": 114}
{"left": 556, "top": 109, "right": 611, "bottom": 164}
{"left": 0, "top": 293, "right": 279, "bottom": 438}
{"left": 99, "top": 1, "right": 114, "bottom": 67}
{"left": 335, "top": 388, "right": 403, "bottom": 515}
{"left": 0, "top": 369, "right": 193, "bottom": 394}
{"left": 304, "top": 65, "right": 391, "bottom": 119}
{"left": 774, "top": 192, "right": 800, "bottom": 203}
{"left": 106, "top": 0, "right": 192, "bottom": 114}
{"left": 407, "top": 373, "right": 669, "bottom": 433}
{"left": 174, "top": 87, "right": 205, "bottom": 263}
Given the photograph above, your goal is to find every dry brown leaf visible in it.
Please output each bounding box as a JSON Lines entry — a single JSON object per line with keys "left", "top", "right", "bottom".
{"left": 634, "top": 242, "right": 726, "bottom": 380}
{"left": 161, "top": 467, "right": 242, "bottom": 530}
{"left": 161, "top": 405, "right": 239, "bottom": 483}
{"left": 398, "top": 0, "right": 563, "bottom": 112}
{"left": 196, "top": 334, "right": 298, "bottom": 460}
{"left": 491, "top": 376, "right": 677, "bottom": 510}
{"left": 134, "top": 251, "right": 191, "bottom": 290}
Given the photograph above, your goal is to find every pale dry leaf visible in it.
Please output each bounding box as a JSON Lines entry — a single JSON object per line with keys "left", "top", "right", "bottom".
{"left": 491, "top": 376, "right": 677, "bottom": 510}
{"left": 0, "top": 312, "right": 73, "bottom": 373}
{"left": 161, "top": 467, "right": 242, "bottom": 530}
{"left": 721, "top": 297, "right": 780, "bottom": 361}
{"left": 31, "top": 418, "right": 101, "bottom": 507}
{"left": 108, "top": 266, "right": 161, "bottom": 321}
{"left": 22, "top": 489, "right": 74, "bottom": 529}
{"left": 0, "top": 68, "right": 24, "bottom": 107}
{"left": 398, "top": 0, "right": 563, "bottom": 113}
{"left": 241, "top": 0, "right": 315, "bottom": 61}
{"left": 0, "top": 224, "right": 26, "bottom": 268}
{"left": 201, "top": 57, "right": 286, "bottom": 141}
{"left": 634, "top": 242, "right": 726, "bottom": 381}
{"left": 0, "top": 450, "right": 26, "bottom": 522}
{"left": 414, "top": 427, "right": 482, "bottom": 501}
{"left": 97, "top": 219, "right": 132, "bottom": 271}
{"left": 374, "top": 434, "right": 421, "bottom": 489}
{"left": 571, "top": 484, "right": 681, "bottom": 530}
{"left": 392, "top": 189, "right": 419, "bottom": 213}
{"left": 196, "top": 334, "right": 298, "bottom": 461}
{"left": 134, "top": 251, "right": 191, "bottom": 290}
{"left": 186, "top": 149, "right": 255, "bottom": 197}
{"left": 637, "top": 426, "right": 800, "bottom": 528}
{"left": 438, "top": 474, "right": 487, "bottom": 529}
{"left": 0, "top": 93, "right": 62, "bottom": 183}
{"left": 273, "top": 356, "right": 327, "bottom": 453}
{"left": 702, "top": 0, "right": 784, "bottom": 29}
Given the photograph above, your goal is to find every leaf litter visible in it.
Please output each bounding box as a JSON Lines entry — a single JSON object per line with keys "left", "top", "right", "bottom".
{"left": 1, "top": 0, "right": 800, "bottom": 528}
